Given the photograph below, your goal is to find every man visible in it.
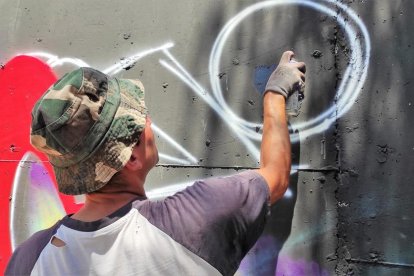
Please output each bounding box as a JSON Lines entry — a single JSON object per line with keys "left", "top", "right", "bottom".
{"left": 6, "top": 51, "right": 305, "bottom": 275}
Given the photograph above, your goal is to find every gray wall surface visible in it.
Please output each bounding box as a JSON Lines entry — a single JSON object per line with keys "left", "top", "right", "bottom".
{"left": 1, "top": 0, "right": 413, "bottom": 275}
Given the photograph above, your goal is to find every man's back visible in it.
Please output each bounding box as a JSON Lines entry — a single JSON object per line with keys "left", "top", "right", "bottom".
{"left": 7, "top": 171, "right": 269, "bottom": 276}
{"left": 6, "top": 52, "right": 305, "bottom": 275}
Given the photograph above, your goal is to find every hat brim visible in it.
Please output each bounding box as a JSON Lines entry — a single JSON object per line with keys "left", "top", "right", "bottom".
{"left": 54, "top": 78, "right": 147, "bottom": 195}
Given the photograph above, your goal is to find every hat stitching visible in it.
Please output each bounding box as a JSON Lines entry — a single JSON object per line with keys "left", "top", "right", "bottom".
{"left": 53, "top": 80, "right": 142, "bottom": 171}
{"left": 31, "top": 90, "right": 80, "bottom": 135}
{"left": 63, "top": 121, "right": 138, "bottom": 194}
{"left": 44, "top": 74, "right": 146, "bottom": 195}
{"left": 49, "top": 80, "right": 121, "bottom": 168}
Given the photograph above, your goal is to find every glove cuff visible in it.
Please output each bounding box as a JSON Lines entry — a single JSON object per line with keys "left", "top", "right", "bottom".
{"left": 263, "top": 86, "right": 288, "bottom": 99}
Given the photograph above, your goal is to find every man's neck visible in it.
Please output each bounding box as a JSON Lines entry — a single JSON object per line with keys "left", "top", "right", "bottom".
{"left": 71, "top": 189, "right": 145, "bottom": 222}
{"left": 71, "top": 165, "right": 149, "bottom": 222}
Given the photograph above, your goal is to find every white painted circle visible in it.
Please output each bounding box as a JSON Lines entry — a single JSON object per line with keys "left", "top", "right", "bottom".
{"left": 209, "top": 0, "right": 371, "bottom": 143}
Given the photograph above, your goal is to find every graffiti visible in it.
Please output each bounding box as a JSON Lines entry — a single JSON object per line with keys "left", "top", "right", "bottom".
{"left": 275, "top": 255, "right": 330, "bottom": 276}
{"left": 20, "top": 47, "right": 310, "bottom": 201}
{"left": 164, "top": 0, "right": 371, "bottom": 154}
{"left": 0, "top": 0, "right": 373, "bottom": 274}
{"left": 22, "top": 1, "right": 372, "bottom": 163}
{"left": 10, "top": 152, "right": 65, "bottom": 250}
{"left": 26, "top": 44, "right": 198, "bottom": 167}
{"left": 237, "top": 235, "right": 330, "bottom": 275}
{"left": 19, "top": 0, "right": 372, "bottom": 166}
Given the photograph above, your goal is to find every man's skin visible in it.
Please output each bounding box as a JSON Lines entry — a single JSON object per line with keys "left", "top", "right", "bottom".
{"left": 70, "top": 50, "right": 305, "bottom": 223}
{"left": 258, "top": 51, "right": 305, "bottom": 203}
{"left": 70, "top": 117, "right": 159, "bottom": 222}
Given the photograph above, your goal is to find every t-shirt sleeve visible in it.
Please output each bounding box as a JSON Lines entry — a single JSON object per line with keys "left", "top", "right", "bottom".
{"left": 138, "top": 170, "right": 270, "bottom": 276}
{"left": 5, "top": 220, "right": 63, "bottom": 276}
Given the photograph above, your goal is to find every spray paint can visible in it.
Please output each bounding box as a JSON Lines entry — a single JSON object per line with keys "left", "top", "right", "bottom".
{"left": 285, "top": 59, "right": 304, "bottom": 117}
{"left": 285, "top": 88, "right": 303, "bottom": 117}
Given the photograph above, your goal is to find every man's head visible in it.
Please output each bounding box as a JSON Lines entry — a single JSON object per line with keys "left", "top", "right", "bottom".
{"left": 30, "top": 67, "right": 151, "bottom": 195}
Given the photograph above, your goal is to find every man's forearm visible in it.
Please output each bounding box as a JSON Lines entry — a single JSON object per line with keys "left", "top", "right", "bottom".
{"left": 259, "top": 92, "right": 291, "bottom": 203}
{"left": 255, "top": 50, "right": 305, "bottom": 204}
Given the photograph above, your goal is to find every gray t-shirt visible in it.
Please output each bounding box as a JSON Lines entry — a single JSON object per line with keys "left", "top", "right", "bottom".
{"left": 6, "top": 170, "right": 270, "bottom": 276}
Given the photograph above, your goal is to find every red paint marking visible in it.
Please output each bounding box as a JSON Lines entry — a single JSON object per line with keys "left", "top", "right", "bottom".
{"left": 0, "top": 56, "right": 81, "bottom": 273}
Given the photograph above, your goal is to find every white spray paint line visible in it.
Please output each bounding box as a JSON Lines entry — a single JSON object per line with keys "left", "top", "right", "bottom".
{"left": 158, "top": 153, "right": 193, "bottom": 165}
{"left": 49, "top": 58, "right": 90, "bottom": 68}
{"left": 293, "top": 0, "right": 371, "bottom": 131}
{"left": 24, "top": 47, "right": 199, "bottom": 167}
{"left": 290, "top": 164, "right": 310, "bottom": 174}
{"left": 162, "top": 49, "right": 209, "bottom": 96}
{"left": 160, "top": 51, "right": 261, "bottom": 159}
{"left": 158, "top": 59, "right": 218, "bottom": 110}
{"left": 146, "top": 181, "right": 194, "bottom": 200}
{"left": 160, "top": 0, "right": 370, "bottom": 161}
{"left": 24, "top": 0, "right": 371, "bottom": 163}
{"left": 103, "top": 42, "right": 174, "bottom": 75}
{"left": 209, "top": 0, "right": 371, "bottom": 144}
{"left": 10, "top": 152, "right": 66, "bottom": 250}
{"left": 24, "top": 52, "right": 90, "bottom": 67}
{"left": 152, "top": 123, "right": 199, "bottom": 164}
{"left": 22, "top": 0, "right": 371, "bottom": 156}
{"left": 161, "top": 49, "right": 261, "bottom": 139}
{"left": 159, "top": 52, "right": 261, "bottom": 161}
{"left": 146, "top": 163, "right": 309, "bottom": 200}
{"left": 20, "top": 1, "right": 371, "bottom": 205}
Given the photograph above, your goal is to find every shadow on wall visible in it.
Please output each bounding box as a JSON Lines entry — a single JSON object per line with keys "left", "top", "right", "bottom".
{"left": 242, "top": 128, "right": 301, "bottom": 275}
{"left": 186, "top": 2, "right": 302, "bottom": 274}
{"left": 188, "top": 2, "right": 336, "bottom": 275}
{"left": 337, "top": 0, "right": 414, "bottom": 271}
{"left": 184, "top": 1, "right": 285, "bottom": 274}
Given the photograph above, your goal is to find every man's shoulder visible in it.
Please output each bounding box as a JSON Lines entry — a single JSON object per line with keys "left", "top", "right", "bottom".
{"left": 191, "top": 170, "right": 269, "bottom": 199}
{"left": 197, "top": 170, "right": 267, "bottom": 185}
{"left": 5, "top": 219, "right": 64, "bottom": 275}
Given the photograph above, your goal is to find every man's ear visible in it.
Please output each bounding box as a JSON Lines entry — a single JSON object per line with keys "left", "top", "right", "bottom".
{"left": 124, "top": 147, "right": 143, "bottom": 171}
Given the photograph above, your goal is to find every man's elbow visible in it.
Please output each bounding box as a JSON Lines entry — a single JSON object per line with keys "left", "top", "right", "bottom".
{"left": 269, "top": 173, "right": 290, "bottom": 204}
{"left": 257, "top": 168, "right": 290, "bottom": 204}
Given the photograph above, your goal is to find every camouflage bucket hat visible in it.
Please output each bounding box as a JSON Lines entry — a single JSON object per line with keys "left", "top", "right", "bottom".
{"left": 30, "top": 67, "right": 147, "bottom": 195}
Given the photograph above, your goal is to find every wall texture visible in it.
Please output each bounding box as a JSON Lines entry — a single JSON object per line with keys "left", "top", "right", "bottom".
{"left": 0, "top": 0, "right": 413, "bottom": 275}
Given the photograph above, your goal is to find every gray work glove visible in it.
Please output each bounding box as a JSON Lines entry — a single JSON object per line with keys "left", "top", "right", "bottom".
{"left": 264, "top": 51, "right": 306, "bottom": 99}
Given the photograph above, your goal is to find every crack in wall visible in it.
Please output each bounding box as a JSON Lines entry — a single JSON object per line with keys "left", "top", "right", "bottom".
{"left": 349, "top": 258, "right": 414, "bottom": 270}
{"left": 156, "top": 163, "right": 340, "bottom": 172}
{"left": 330, "top": 4, "right": 350, "bottom": 275}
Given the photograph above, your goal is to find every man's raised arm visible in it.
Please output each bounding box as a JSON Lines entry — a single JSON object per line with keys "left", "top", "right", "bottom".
{"left": 256, "top": 51, "right": 306, "bottom": 204}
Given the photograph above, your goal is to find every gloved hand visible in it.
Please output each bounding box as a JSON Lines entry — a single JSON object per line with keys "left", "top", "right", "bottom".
{"left": 264, "top": 51, "right": 306, "bottom": 99}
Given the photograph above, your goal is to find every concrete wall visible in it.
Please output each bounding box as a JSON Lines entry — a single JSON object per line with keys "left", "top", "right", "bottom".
{"left": 0, "top": 0, "right": 413, "bottom": 274}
